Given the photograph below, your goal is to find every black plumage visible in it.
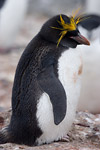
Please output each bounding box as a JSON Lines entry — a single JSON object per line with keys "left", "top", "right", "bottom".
{"left": 0, "top": 14, "right": 89, "bottom": 146}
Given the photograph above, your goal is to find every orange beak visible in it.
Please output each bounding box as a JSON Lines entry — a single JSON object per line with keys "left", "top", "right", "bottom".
{"left": 70, "top": 33, "right": 90, "bottom": 45}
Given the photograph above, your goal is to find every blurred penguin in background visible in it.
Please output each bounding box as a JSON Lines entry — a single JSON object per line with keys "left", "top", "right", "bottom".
{"left": 78, "top": 13, "right": 100, "bottom": 114}
{"left": 0, "top": 0, "right": 28, "bottom": 52}
{"left": 78, "top": 14, "right": 100, "bottom": 41}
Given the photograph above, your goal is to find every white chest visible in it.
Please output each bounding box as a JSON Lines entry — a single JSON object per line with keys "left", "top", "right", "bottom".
{"left": 36, "top": 48, "right": 82, "bottom": 145}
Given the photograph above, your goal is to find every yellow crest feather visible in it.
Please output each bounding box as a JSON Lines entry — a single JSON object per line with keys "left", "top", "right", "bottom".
{"left": 57, "top": 30, "right": 67, "bottom": 47}
{"left": 51, "top": 9, "right": 88, "bottom": 47}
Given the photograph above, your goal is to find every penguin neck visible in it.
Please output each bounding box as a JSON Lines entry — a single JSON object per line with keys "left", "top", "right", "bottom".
{"left": 36, "top": 34, "right": 69, "bottom": 73}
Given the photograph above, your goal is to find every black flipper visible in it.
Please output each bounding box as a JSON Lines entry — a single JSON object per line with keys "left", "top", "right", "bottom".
{"left": 37, "top": 65, "right": 67, "bottom": 125}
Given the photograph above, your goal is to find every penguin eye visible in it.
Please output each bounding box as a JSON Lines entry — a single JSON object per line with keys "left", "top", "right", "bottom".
{"left": 51, "top": 11, "right": 89, "bottom": 47}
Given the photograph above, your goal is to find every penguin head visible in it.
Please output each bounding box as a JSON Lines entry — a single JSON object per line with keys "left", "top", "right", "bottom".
{"left": 40, "top": 14, "right": 90, "bottom": 48}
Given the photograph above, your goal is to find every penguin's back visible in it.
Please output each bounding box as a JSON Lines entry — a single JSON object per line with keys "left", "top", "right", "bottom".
{"left": 36, "top": 47, "right": 82, "bottom": 145}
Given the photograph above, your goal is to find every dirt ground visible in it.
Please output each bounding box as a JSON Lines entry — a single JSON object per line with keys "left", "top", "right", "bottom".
{"left": 0, "top": 110, "right": 100, "bottom": 150}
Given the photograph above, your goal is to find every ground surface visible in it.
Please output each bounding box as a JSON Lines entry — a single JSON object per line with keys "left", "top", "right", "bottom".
{"left": 0, "top": 110, "right": 100, "bottom": 150}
